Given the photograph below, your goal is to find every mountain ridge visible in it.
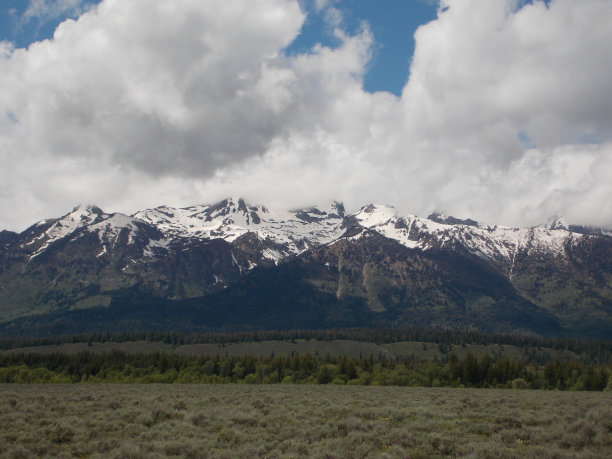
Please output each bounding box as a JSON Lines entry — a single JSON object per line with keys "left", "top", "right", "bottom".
{"left": 1, "top": 197, "right": 611, "bottom": 338}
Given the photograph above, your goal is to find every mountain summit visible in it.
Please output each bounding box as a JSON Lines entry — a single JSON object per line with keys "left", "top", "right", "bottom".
{"left": 1, "top": 198, "right": 611, "bottom": 338}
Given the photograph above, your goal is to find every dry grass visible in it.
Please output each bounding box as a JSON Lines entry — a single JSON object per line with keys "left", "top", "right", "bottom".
{"left": 0, "top": 385, "right": 610, "bottom": 458}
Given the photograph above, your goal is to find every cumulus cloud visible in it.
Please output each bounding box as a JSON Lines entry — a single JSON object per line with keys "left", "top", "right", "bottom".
{"left": 1, "top": 0, "right": 611, "bottom": 231}
{"left": 2, "top": 0, "right": 305, "bottom": 174}
{"left": 397, "top": 0, "right": 612, "bottom": 225}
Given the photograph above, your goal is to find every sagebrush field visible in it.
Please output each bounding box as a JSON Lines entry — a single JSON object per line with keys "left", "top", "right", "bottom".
{"left": 1, "top": 384, "right": 611, "bottom": 458}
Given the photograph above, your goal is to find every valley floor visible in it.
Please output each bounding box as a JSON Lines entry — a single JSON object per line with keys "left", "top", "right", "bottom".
{"left": 0, "top": 385, "right": 610, "bottom": 458}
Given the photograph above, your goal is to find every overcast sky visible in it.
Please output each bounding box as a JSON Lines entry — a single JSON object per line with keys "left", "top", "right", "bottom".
{"left": 1, "top": 0, "right": 611, "bottom": 231}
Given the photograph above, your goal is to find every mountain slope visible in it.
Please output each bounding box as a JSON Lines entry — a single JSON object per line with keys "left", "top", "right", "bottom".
{"left": 0, "top": 198, "right": 610, "bottom": 337}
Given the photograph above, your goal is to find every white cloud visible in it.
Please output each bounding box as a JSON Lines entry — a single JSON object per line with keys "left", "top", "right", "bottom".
{"left": 313, "top": 0, "right": 338, "bottom": 14}
{"left": 20, "top": 0, "right": 91, "bottom": 25}
{"left": 2, "top": 0, "right": 305, "bottom": 175}
{"left": 395, "top": 0, "right": 612, "bottom": 226}
{"left": 1, "top": 0, "right": 612, "bottom": 231}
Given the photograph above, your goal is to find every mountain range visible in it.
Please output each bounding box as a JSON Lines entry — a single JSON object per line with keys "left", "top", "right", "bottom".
{"left": 1, "top": 197, "right": 611, "bottom": 338}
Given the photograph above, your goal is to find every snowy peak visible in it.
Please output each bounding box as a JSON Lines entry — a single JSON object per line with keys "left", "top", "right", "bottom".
{"left": 135, "top": 198, "right": 344, "bottom": 236}
{"left": 58, "top": 204, "right": 107, "bottom": 230}
{"left": 11, "top": 197, "right": 611, "bottom": 268}
{"left": 20, "top": 204, "right": 150, "bottom": 259}
{"left": 200, "top": 197, "right": 258, "bottom": 224}
{"left": 45, "top": 205, "right": 146, "bottom": 240}
{"left": 132, "top": 198, "right": 347, "bottom": 261}
{"left": 352, "top": 204, "right": 398, "bottom": 227}
{"left": 342, "top": 205, "right": 602, "bottom": 275}
{"left": 134, "top": 197, "right": 265, "bottom": 238}
{"left": 544, "top": 215, "right": 612, "bottom": 236}
{"left": 22, "top": 204, "right": 110, "bottom": 255}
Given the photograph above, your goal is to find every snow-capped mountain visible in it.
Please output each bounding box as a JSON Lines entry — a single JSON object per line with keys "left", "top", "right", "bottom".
{"left": 133, "top": 197, "right": 346, "bottom": 261}
{"left": 347, "top": 204, "right": 592, "bottom": 279}
{"left": 21, "top": 205, "right": 150, "bottom": 260}
{"left": 1, "top": 198, "right": 611, "bottom": 338}
{"left": 15, "top": 198, "right": 599, "bottom": 268}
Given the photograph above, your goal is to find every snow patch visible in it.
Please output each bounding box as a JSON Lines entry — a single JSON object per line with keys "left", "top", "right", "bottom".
{"left": 96, "top": 245, "right": 107, "bottom": 258}
{"left": 142, "top": 238, "right": 170, "bottom": 258}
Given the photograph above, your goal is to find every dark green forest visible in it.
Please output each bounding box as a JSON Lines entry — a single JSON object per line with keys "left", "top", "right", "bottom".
{"left": 1, "top": 350, "right": 609, "bottom": 390}
{"left": 3, "top": 327, "right": 611, "bottom": 361}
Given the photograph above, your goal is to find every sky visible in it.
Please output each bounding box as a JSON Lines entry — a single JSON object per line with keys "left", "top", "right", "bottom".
{"left": 1, "top": 0, "right": 611, "bottom": 232}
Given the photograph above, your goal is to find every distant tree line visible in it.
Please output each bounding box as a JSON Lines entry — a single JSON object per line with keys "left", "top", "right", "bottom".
{"left": 1, "top": 328, "right": 610, "bottom": 363}
{"left": 0, "top": 351, "right": 609, "bottom": 390}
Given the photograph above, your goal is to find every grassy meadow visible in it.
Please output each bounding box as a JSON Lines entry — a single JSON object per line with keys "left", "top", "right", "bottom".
{"left": 1, "top": 384, "right": 611, "bottom": 458}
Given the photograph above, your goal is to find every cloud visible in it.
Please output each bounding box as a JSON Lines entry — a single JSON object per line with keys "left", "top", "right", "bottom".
{"left": 313, "top": 0, "right": 339, "bottom": 14}
{"left": 1, "top": 0, "right": 612, "bottom": 231}
{"left": 3, "top": 0, "right": 305, "bottom": 174}
{"left": 0, "top": 0, "right": 375, "bottom": 227}
{"left": 406, "top": 0, "right": 612, "bottom": 150}
{"left": 21, "top": 0, "right": 90, "bottom": 23}
{"left": 396, "top": 0, "right": 612, "bottom": 225}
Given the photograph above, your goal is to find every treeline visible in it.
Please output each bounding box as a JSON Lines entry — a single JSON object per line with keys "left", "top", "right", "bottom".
{"left": 1, "top": 328, "right": 610, "bottom": 363}
{"left": 0, "top": 351, "right": 609, "bottom": 390}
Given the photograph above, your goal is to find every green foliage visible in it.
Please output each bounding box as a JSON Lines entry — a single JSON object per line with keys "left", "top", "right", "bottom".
{"left": 3, "top": 327, "right": 611, "bottom": 365}
{"left": 0, "top": 350, "right": 609, "bottom": 390}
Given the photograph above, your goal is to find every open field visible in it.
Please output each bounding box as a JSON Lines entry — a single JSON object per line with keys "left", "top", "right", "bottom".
{"left": 1, "top": 385, "right": 611, "bottom": 458}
